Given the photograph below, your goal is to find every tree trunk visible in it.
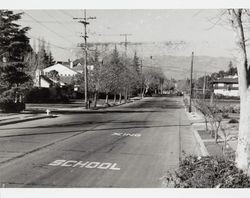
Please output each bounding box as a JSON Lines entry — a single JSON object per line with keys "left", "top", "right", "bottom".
{"left": 205, "top": 117, "right": 208, "bottom": 132}
{"left": 161, "top": 83, "right": 163, "bottom": 94}
{"left": 124, "top": 88, "right": 127, "bottom": 103}
{"left": 119, "top": 92, "right": 122, "bottom": 103}
{"left": 230, "top": 9, "right": 250, "bottom": 172}
{"left": 105, "top": 93, "right": 109, "bottom": 104}
{"left": 210, "top": 92, "right": 214, "bottom": 106}
{"left": 142, "top": 87, "right": 145, "bottom": 98}
{"left": 113, "top": 93, "right": 116, "bottom": 103}
{"left": 93, "top": 92, "right": 97, "bottom": 108}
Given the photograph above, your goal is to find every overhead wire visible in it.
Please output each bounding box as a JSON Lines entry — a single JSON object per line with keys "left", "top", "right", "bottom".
{"left": 22, "top": 10, "right": 76, "bottom": 46}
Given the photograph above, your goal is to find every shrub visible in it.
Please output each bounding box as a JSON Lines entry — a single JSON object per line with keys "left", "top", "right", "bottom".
{"left": 24, "top": 87, "right": 69, "bottom": 103}
{"left": 228, "top": 119, "right": 239, "bottom": 124}
{"left": 183, "top": 98, "right": 189, "bottom": 108}
{"left": 0, "top": 98, "right": 25, "bottom": 113}
{"left": 222, "top": 112, "right": 229, "bottom": 119}
{"left": 162, "top": 155, "right": 250, "bottom": 188}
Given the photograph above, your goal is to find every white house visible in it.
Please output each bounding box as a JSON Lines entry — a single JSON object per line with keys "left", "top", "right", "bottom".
{"left": 212, "top": 75, "right": 239, "bottom": 97}
{"left": 43, "top": 63, "right": 78, "bottom": 77}
{"left": 34, "top": 62, "right": 84, "bottom": 89}
{"left": 34, "top": 70, "right": 56, "bottom": 88}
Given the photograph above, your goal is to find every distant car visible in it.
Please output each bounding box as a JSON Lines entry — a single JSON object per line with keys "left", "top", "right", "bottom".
{"left": 176, "top": 91, "right": 183, "bottom": 96}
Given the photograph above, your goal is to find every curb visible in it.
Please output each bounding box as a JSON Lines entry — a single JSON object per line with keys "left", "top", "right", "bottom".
{"left": 184, "top": 107, "right": 209, "bottom": 156}
{"left": 191, "top": 125, "right": 210, "bottom": 156}
{"left": 26, "top": 98, "right": 143, "bottom": 114}
{"left": 0, "top": 115, "right": 57, "bottom": 126}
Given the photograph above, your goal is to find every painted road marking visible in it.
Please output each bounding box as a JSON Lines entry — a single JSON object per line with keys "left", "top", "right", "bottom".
{"left": 112, "top": 132, "right": 141, "bottom": 137}
{"left": 48, "top": 160, "right": 121, "bottom": 170}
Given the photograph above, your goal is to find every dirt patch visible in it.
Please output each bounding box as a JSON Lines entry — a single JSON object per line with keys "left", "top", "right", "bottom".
{"left": 198, "top": 130, "right": 212, "bottom": 140}
{"left": 204, "top": 142, "right": 224, "bottom": 157}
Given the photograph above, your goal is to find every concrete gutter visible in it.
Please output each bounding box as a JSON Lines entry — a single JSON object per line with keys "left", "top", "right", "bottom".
{"left": 0, "top": 114, "right": 57, "bottom": 126}
{"left": 183, "top": 102, "right": 209, "bottom": 156}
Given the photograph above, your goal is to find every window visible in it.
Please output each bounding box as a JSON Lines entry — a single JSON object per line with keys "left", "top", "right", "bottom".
{"left": 232, "top": 84, "right": 239, "bottom": 88}
{"left": 218, "top": 83, "right": 224, "bottom": 87}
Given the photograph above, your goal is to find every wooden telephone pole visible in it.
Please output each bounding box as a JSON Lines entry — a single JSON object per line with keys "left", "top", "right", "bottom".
{"left": 74, "top": 10, "right": 96, "bottom": 109}
{"left": 189, "top": 52, "right": 194, "bottom": 112}
{"left": 120, "top": 33, "right": 132, "bottom": 57}
{"left": 140, "top": 59, "right": 143, "bottom": 98}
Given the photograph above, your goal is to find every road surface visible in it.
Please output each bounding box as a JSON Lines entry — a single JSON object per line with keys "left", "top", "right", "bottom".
{"left": 0, "top": 97, "right": 201, "bottom": 187}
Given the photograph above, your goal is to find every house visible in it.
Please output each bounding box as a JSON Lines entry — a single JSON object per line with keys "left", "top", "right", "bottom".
{"left": 34, "top": 61, "right": 84, "bottom": 90}
{"left": 34, "top": 69, "right": 65, "bottom": 88}
{"left": 212, "top": 75, "right": 239, "bottom": 97}
{"left": 43, "top": 63, "right": 79, "bottom": 77}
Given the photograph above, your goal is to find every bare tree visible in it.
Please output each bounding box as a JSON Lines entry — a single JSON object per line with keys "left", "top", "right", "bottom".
{"left": 228, "top": 9, "right": 250, "bottom": 172}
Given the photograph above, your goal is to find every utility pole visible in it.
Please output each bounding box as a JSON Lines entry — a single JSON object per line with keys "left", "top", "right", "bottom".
{"left": 74, "top": 10, "right": 96, "bottom": 109}
{"left": 189, "top": 51, "right": 194, "bottom": 112}
{"left": 140, "top": 59, "right": 143, "bottom": 98}
{"left": 120, "top": 33, "right": 132, "bottom": 57}
{"left": 203, "top": 72, "right": 206, "bottom": 100}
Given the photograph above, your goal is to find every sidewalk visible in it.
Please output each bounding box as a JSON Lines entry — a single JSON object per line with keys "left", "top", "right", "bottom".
{"left": 0, "top": 113, "right": 56, "bottom": 126}
{"left": 0, "top": 97, "right": 142, "bottom": 126}
{"left": 185, "top": 107, "right": 238, "bottom": 159}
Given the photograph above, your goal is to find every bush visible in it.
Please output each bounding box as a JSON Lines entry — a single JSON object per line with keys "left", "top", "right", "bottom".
{"left": 228, "top": 119, "right": 239, "bottom": 124}
{"left": 222, "top": 112, "right": 229, "bottom": 119}
{"left": 215, "top": 94, "right": 240, "bottom": 100}
{"left": 163, "top": 155, "right": 250, "bottom": 188}
{"left": 0, "top": 98, "right": 25, "bottom": 113}
{"left": 183, "top": 98, "right": 189, "bottom": 108}
{"left": 24, "top": 87, "right": 69, "bottom": 103}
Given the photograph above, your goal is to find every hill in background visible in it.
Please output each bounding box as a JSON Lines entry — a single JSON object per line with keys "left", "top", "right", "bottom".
{"left": 86, "top": 41, "right": 236, "bottom": 79}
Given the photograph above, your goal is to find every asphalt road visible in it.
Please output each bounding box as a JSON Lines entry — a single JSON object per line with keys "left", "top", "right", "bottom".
{"left": 0, "top": 97, "right": 201, "bottom": 187}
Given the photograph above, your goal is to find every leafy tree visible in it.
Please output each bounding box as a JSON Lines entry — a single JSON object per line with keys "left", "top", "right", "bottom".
{"left": 47, "top": 42, "right": 55, "bottom": 66}
{"left": 100, "top": 46, "right": 122, "bottom": 104}
{"left": 37, "top": 38, "right": 48, "bottom": 69}
{"left": 227, "top": 61, "right": 237, "bottom": 76}
{"left": 24, "top": 49, "right": 38, "bottom": 80}
{"left": 0, "top": 10, "right": 31, "bottom": 103}
{"left": 142, "top": 67, "right": 165, "bottom": 95}
{"left": 36, "top": 38, "right": 55, "bottom": 69}
{"left": 47, "top": 70, "right": 60, "bottom": 81}
{"left": 88, "top": 48, "right": 102, "bottom": 107}
{"left": 132, "top": 51, "right": 140, "bottom": 74}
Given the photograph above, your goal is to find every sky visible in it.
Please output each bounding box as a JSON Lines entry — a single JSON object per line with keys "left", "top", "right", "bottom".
{"left": 15, "top": 9, "right": 236, "bottom": 61}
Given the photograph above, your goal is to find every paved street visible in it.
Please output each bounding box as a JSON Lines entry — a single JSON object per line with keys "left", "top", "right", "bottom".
{"left": 0, "top": 97, "right": 201, "bottom": 187}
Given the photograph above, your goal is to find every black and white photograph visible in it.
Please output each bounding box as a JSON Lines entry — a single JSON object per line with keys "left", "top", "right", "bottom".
{"left": 1, "top": 0, "right": 250, "bottom": 196}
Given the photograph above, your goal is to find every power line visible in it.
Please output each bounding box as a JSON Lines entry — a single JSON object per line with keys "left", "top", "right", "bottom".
{"left": 28, "top": 34, "right": 71, "bottom": 51}
{"left": 59, "top": 10, "right": 75, "bottom": 19}
{"left": 58, "top": 10, "right": 81, "bottom": 33}
{"left": 20, "top": 20, "right": 75, "bottom": 23}
{"left": 22, "top": 11, "right": 76, "bottom": 46}
{"left": 44, "top": 10, "right": 77, "bottom": 36}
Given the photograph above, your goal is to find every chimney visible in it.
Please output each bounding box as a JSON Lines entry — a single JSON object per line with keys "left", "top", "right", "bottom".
{"left": 70, "top": 61, "right": 73, "bottom": 69}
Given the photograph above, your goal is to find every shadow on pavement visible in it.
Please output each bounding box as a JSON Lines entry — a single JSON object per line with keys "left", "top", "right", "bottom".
{"left": 0, "top": 123, "right": 191, "bottom": 138}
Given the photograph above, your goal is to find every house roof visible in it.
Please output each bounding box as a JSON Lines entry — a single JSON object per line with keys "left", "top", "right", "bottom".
{"left": 44, "top": 63, "right": 78, "bottom": 75}
{"left": 64, "top": 63, "right": 83, "bottom": 73}
{"left": 212, "top": 78, "right": 238, "bottom": 84}
{"left": 59, "top": 76, "right": 74, "bottom": 84}
{"left": 40, "top": 75, "right": 54, "bottom": 85}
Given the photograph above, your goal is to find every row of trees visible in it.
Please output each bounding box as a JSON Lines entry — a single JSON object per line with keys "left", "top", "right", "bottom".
{"left": 71, "top": 47, "right": 166, "bottom": 107}
{"left": 25, "top": 38, "right": 55, "bottom": 79}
